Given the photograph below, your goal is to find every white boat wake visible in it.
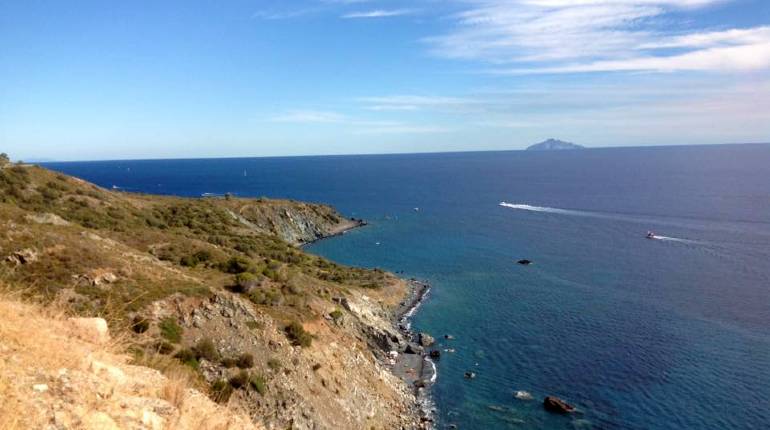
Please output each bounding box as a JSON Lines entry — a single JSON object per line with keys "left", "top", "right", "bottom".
{"left": 499, "top": 202, "right": 702, "bottom": 244}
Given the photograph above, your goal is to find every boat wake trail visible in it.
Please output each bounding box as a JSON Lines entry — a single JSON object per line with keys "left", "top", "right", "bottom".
{"left": 499, "top": 202, "right": 707, "bottom": 244}
{"left": 649, "top": 235, "right": 698, "bottom": 244}
{"left": 499, "top": 202, "right": 601, "bottom": 218}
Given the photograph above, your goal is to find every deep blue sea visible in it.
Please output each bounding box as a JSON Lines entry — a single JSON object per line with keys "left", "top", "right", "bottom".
{"left": 46, "top": 144, "right": 770, "bottom": 430}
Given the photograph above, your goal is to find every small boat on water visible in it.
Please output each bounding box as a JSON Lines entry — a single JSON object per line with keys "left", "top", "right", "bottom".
{"left": 646, "top": 231, "right": 655, "bottom": 239}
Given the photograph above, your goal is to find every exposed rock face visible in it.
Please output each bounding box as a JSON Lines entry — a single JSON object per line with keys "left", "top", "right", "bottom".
{"left": 418, "top": 333, "right": 435, "bottom": 347}
{"left": 161, "top": 291, "right": 421, "bottom": 429}
{"left": 225, "top": 202, "right": 364, "bottom": 246}
{"left": 0, "top": 297, "right": 258, "bottom": 430}
{"left": 68, "top": 317, "right": 111, "bottom": 344}
{"left": 5, "top": 248, "right": 39, "bottom": 265}
{"left": 543, "top": 396, "right": 575, "bottom": 414}
{"left": 25, "top": 212, "right": 71, "bottom": 226}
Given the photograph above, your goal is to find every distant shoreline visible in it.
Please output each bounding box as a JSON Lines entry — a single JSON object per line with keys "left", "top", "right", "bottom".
{"left": 37, "top": 142, "right": 770, "bottom": 164}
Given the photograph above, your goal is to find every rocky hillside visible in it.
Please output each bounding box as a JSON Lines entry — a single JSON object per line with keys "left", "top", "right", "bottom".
{"left": 0, "top": 291, "right": 259, "bottom": 430}
{"left": 0, "top": 163, "right": 425, "bottom": 429}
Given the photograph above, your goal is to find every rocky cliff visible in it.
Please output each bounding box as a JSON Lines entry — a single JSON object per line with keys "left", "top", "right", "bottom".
{"left": 0, "top": 164, "right": 425, "bottom": 429}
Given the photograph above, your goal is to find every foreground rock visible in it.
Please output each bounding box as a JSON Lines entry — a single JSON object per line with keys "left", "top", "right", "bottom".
{"left": 0, "top": 297, "right": 258, "bottom": 429}
{"left": 543, "top": 396, "right": 575, "bottom": 414}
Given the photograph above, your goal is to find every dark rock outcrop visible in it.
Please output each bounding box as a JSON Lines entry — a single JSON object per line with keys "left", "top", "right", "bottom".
{"left": 543, "top": 396, "right": 575, "bottom": 414}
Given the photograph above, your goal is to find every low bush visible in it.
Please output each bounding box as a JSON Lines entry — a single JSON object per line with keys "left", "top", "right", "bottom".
{"left": 211, "top": 379, "right": 233, "bottom": 403}
{"left": 267, "top": 358, "right": 281, "bottom": 371}
{"left": 236, "top": 353, "right": 254, "bottom": 369}
{"left": 159, "top": 317, "right": 183, "bottom": 343}
{"left": 174, "top": 348, "right": 199, "bottom": 370}
{"left": 221, "top": 357, "right": 238, "bottom": 368}
{"left": 193, "top": 337, "right": 220, "bottom": 362}
{"left": 229, "top": 370, "right": 249, "bottom": 389}
{"left": 222, "top": 256, "right": 253, "bottom": 274}
{"left": 285, "top": 321, "right": 312, "bottom": 348}
{"left": 249, "top": 374, "right": 267, "bottom": 395}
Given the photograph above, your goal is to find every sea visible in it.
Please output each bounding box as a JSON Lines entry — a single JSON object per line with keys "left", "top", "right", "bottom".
{"left": 45, "top": 144, "right": 770, "bottom": 430}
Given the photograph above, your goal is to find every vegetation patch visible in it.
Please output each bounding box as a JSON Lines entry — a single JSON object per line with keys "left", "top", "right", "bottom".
{"left": 159, "top": 317, "right": 183, "bottom": 343}
{"left": 285, "top": 321, "right": 313, "bottom": 348}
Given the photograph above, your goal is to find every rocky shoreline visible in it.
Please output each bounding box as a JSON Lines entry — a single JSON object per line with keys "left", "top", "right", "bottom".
{"left": 306, "top": 220, "right": 437, "bottom": 427}
{"left": 390, "top": 279, "right": 436, "bottom": 427}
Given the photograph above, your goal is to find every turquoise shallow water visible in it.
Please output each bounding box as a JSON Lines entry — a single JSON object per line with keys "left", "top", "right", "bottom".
{"left": 47, "top": 144, "right": 770, "bottom": 429}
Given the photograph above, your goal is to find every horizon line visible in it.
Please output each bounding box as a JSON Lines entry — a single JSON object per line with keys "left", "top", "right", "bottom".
{"left": 29, "top": 141, "right": 770, "bottom": 164}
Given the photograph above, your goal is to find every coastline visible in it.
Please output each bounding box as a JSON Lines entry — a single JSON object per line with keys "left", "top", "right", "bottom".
{"left": 307, "top": 218, "right": 437, "bottom": 428}
{"left": 391, "top": 279, "right": 436, "bottom": 427}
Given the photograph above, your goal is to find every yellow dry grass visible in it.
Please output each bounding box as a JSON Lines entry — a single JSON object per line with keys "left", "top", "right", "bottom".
{"left": 0, "top": 285, "right": 260, "bottom": 430}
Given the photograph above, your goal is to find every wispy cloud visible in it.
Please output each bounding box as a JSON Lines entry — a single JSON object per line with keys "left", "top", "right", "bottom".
{"left": 269, "top": 109, "right": 450, "bottom": 134}
{"left": 342, "top": 9, "right": 414, "bottom": 19}
{"left": 425, "top": 0, "right": 770, "bottom": 74}
{"left": 360, "top": 95, "right": 475, "bottom": 111}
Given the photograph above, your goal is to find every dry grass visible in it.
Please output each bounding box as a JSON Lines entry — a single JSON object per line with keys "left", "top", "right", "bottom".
{"left": 0, "top": 284, "right": 260, "bottom": 429}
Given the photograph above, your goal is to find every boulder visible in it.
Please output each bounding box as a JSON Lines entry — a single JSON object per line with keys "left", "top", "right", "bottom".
{"left": 68, "top": 317, "right": 110, "bottom": 344}
{"left": 405, "top": 343, "right": 423, "bottom": 355}
{"left": 418, "top": 332, "right": 435, "bottom": 347}
{"left": 543, "top": 396, "right": 575, "bottom": 414}
{"left": 6, "top": 248, "right": 38, "bottom": 265}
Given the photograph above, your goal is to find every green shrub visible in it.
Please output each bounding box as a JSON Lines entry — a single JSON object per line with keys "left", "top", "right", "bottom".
{"left": 285, "top": 321, "right": 312, "bottom": 348}
{"left": 222, "top": 256, "right": 252, "bottom": 274}
{"left": 249, "top": 374, "right": 267, "bottom": 395}
{"left": 174, "top": 348, "right": 199, "bottom": 370}
{"left": 193, "top": 338, "right": 220, "bottom": 362}
{"left": 267, "top": 358, "right": 281, "bottom": 371}
{"left": 236, "top": 353, "right": 254, "bottom": 369}
{"left": 159, "top": 317, "right": 183, "bottom": 344}
{"left": 211, "top": 379, "right": 233, "bottom": 403}
{"left": 329, "top": 309, "right": 343, "bottom": 322}
{"left": 221, "top": 357, "right": 238, "bottom": 368}
{"left": 180, "top": 249, "right": 214, "bottom": 267}
{"left": 229, "top": 370, "right": 249, "bottom": 389}
{"left": 154, "top": 341, "right": 175, "bottom": 355}
{"left": 233, "top": 272, "right": 259, "bottom": 293}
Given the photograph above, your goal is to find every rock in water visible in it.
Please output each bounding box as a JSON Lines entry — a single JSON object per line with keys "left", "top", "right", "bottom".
{"left": 419, "top": 332, "right": 435, "bottom": 347}
{"left": 514, "top": 390, "right": 533, "bottom": 400}
{"left": 543, "top": 396, "right": 575, "bottom": 414}
{"left": 429, "top": 350, "right": 441, "bottom": 359}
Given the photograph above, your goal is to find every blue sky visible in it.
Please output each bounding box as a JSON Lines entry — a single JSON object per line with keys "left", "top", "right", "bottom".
{"left": 1, "top": 0, "right": 769, "bottom": 161}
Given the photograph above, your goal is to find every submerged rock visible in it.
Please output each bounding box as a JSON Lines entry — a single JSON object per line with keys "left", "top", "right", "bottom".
{"left": 543, "top": 396, "right": 575, "bottom": 414}
{"left": 429, "top": 350, "right": 441, "bottom": 359}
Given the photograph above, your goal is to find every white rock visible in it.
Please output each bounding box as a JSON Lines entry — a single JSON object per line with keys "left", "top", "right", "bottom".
{"left": 68, "top": 317, "right": 110, "bottom": 344}
{"left": 89, "top": 359, "right": 127, "bottom": 386}
{"left": 32, "top": 383, "right": 49, "bottom": 393}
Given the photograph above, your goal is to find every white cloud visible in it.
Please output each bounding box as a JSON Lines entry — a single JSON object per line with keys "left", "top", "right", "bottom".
{"left": 425, "top": 0, "right": 770, "bottom": 74}
{"left": 269, "top": 109, "right": 450, "bottom": 134}
{"left": 342, "top": 9, "right": 414, "bottom": 19}
{"left": 359, "top": 95, "right": 475, "bottom": 111}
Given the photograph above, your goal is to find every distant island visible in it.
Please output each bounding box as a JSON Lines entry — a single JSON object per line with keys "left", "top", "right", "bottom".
{"left": 526, "top": 139, "right": 584, "bottom": 151}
